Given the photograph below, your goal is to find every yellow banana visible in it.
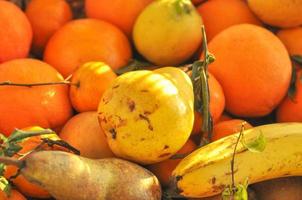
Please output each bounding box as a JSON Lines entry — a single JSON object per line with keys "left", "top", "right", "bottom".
{"left": 171, "top": 123, "right": 302, "bottom": 198}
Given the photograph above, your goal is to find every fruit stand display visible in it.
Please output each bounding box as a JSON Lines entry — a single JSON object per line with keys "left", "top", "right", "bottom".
{"left": 0, "top": 0, "right": 302, "bottom": 199}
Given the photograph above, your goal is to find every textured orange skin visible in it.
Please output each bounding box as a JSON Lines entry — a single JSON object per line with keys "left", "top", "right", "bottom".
{"left": 277, "top": 27, "right": 302, "bottom": 56}
{"left": 212, "top": 119, "right": 253, "bottom": 141}
{"left": 85, "top": 0, "right": 153, "bottom": 37}
{"left": 25, "top": 0, "right": 72, "bottom": 55}
{"left": 0, "top": 59, "right": 73, "bottom": 136}
{"left": 0, "top": 1, "right": 32, "bottom": 63}
{"left": 197, "top": 0, "right": 261, "bottom": 41}
{"left": 277, "top": 70, "right": 302, "bottom": 123}
{"left": 69, "top": 62, "right": 117, "bottom": 112}
{"left": 59, "top": 112, "right": 114, "bottom": 159}
{"left": 44, "top": 19, "right": 132, "bottom": 77}
{"left": 247, "top": 0, "right": 302, "bottom": 28}
{"left": 147, "top": 139, "right": 196, "bottom": 187}
{"left": 206, "top": 24, "right": 292, "bottom": 117}
{"left": 192, "top": 73, "right": 225, "bottom": 135}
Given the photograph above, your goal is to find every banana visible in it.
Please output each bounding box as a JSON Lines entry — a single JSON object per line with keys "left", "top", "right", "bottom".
{"left": 170, "top": 123, "right": 302, "bottom": 198}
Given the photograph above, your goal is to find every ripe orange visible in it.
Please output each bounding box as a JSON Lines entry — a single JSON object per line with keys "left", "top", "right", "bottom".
{"left": 276, "top": 27, "right": 302, "bottom": 56}
{"left": 148, "top": 139, "right": 196, "bottom": 187}
{"left": 216, "top": 113, "right": 233, "bottom": 123}
{"left": 4, "top": 126, "right": 63, "bottom": 198}
{"left": 212, "top": 119, "right": 253, "bottom": 141}
{"left": 192, "top": 73, "right": 225, "bottom": 135}
{"left": 207, "top": 24, "right": 292, "bottom": 117}
{"left": 25, "top": 0, "right": 72, "bottom": 55}
{"left": 0, "top": 0, "right": 32, "bottom": 63}
{"left": 69, "top": 62, "right": 117, "bottom": 112}
{"left": 277, "top": 70, "right": 302, "bottom": 122}
{"left": 44, "top": 18, "right": 132, "bottom": 77}
{"left": 85, "top": 0, "right": 153, "bottom": 37}
{"left": 59, "top": 111, "right": 114, "bottom": 159}
{"left": 248, "top": 0, "right": 302, "bottom": 28}
{"left": 0, "top": 190, "right": 26, "bottom": 200}
{"left": 0, "top": 58, "right": 73, "bottom": 136}
{"left": 197, "top": 0, "right": 261, "bottom": 41}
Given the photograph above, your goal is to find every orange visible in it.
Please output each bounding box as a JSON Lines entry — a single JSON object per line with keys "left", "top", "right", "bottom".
{"left": 148, "top": 139, "right": 196, "bottom": 187}
{"left": 247, "top": 0, "right": 302, "bottom": 28}
{"left": 277, "top": 70, "right": 302, "bottom": 122}
{"left": 44, "top": 18, "right": 132, "bottom": 78}
{"left": 0, "top": 58, "right": 73, "bottom": 136}
{"left": 216, "top": 113, "right": 233, "bottom": 123}
{"left": 4, "top": 126, "right": 64, "bottom": 198}
{"left": 212, "top": 119, "right": 253, "bottom": 141}
{"left": 0, "top": 0, "right": 32, "bottom": 63}
{"left": 197, "top": 0, "right": 261, "bottom": 41}
{"left": 192, "top": 73, "right": 225, "bottom": 135}
{"left": 85, "top": 0, "right": 153, "bottom": 37}
{"left": 59, "top": 111, "right": 114, "bottom": 159}
{"left": 69, "top": 62, "right": 117, "bottom": 112}
{"left": 277, "top": 27, "right": 302, "bottom": 56}
{"left": 207, "top": 24, "right": 292, "bottom": 117}
{"left": 0, "top": 190, "right": 26, "bottom": 200}
{"left": 25, "top": 0, "right": 72, "bottom": 55}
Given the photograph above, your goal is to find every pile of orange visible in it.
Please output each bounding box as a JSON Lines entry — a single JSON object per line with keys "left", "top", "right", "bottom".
{"left": 0, "top": 0, "right": 302, "bottom": 199}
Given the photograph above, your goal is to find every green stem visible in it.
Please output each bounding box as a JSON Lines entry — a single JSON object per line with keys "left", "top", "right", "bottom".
{"left": 230, "top": 124, "right": 245, "bottom": 194}
{"left": 7, "top": 128, "right": 55, "bottom": 143}
{"left": 0, "top": 75, "right": 77, "bottom": 87}
{"left": 0, "top": 156, "right": 24, "bottom": 168}
{"left": 199, "top": 26, "right": 214, "bottom": 146}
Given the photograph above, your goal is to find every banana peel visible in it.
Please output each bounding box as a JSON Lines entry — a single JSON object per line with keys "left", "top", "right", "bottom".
{"left": 170, "top": 123, "right": 302, "bottom": 198}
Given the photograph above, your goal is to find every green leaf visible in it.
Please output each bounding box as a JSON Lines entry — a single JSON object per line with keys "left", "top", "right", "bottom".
{"left": 221, "top": 183, "right": 248, "bottom": 200}
{"left": 222, "top": 186, "right": 232, "bottom": 200}
{"left": 0, "top": 164, "right": 5, "bottom": 176}
{"left": 242, "top": 131, "right": 267, "bottom": 153}
{"left": 0, "top": 134, "right": 7, "bottom": 144}
{"left": 0, "top": 176, "right": 11, "bottom": 196}
{"left": 7, "top": 128, "right": 53, "bottom": 143}
{"left": 114, "top": 59, "right": 151, "bottom": 75}
{"left": 292, "top": 55, "right": 302, "bottom": 66}
{"left": 3, "top": 143, "right": 22, "bottom": 157}
{"left": 234, "top": 184, "right": 248, "bottom": 200}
